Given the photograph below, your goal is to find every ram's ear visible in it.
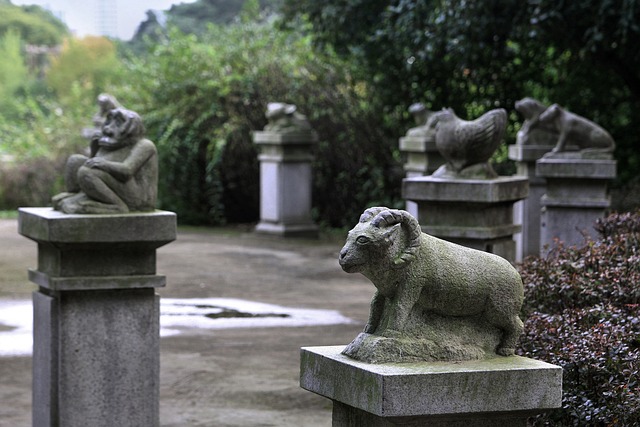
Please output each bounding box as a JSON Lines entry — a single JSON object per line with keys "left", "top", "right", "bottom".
{"left": 382, "top": 223, "right": 401, "bottom": 243}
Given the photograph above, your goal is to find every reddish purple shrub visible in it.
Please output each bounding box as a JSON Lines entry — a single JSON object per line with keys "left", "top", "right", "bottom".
{"left": 518, "top": 211, "right": 640, "bottom": 426}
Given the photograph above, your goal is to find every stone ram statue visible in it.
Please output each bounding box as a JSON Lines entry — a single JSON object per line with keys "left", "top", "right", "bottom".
{"left": 338, "top": 207, "right": 524, "bottom": 363}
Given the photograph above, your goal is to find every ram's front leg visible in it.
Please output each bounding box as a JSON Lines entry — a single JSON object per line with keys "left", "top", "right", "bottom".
{"left": 364, "top": 291, "right": 384, "bottom": 334}
{"left": 383, "top": 282, "right": 422, "bottom": 338}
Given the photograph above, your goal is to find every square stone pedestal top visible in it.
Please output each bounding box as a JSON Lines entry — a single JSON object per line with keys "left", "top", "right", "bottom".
{"left": 18, "top": 207, "right": 177, "bottom": 247}
{"left": 403, "top": 176, "right": 529, "bottom": 203}
{"left": 399, "top": 135, "right": 437, "bottom": 152}
{"left": 508, "top": 144, "right": 555, "bottom": 162}
{"left": 536, "top": 157, "right": 617, "bottom": 179}
{"left": 253, "top": 130, "right": 318, "bottom": 145}
{"left": 300, "top": 346, "right": 562, "bottom": 418}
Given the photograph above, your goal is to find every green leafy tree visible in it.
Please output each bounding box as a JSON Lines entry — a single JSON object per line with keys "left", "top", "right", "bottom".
{"left": 0, "top": 2, "right": 68, "bottom": 45}
{"left": 0, "top": 29, "right": 28, "bottom": 109}
{"left": 281, "top": 0, "right": 640, "bottom": 185}
{"left": 46, "top": 36, "right": 123, "bottom": 99}
{"left": 119, "top": 21, "right": 401, "bottom": 225}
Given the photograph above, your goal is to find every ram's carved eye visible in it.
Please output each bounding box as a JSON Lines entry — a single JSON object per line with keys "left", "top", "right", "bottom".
{"left": 356, "top": 235, "right": 370, "bottom": 245}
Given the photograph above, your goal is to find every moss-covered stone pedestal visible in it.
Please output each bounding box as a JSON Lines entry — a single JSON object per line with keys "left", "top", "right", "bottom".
{"left": 508, "top": 144, "right": 554, "bottom": 261}
{"left": 536, "top": 156, "right": 616, "bottom": 253}
{"left": 399, "top": 134, "right": 446, "bottom": 218}
{"left": 300, "top": 346, "right": 562, "bottom": 427}
{"left": 18, "top": 207, "right": 176, "bottom": 427}
{"left": 253, "top": 131, "right": 319, "bottom": 238}
{"left": 402, "top": 176, "right": 528, "bottom": 262}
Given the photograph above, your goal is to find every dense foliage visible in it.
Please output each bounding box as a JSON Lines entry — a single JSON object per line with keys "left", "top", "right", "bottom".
{"left": 0, "top": 1, "right": 68, "bottom": 45}
{"left": 119, "top": 21, "right": 402, "bottom": 225}
{"left": 518, "top": 211, "right": 640, "bottom": 425}
{"left": 281, "top": 0, "right": 640, "bottom": 184}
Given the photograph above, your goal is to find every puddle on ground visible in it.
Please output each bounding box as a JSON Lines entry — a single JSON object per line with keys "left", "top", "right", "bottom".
{"left": 0, "top": 298, "right": 353, "bottom": 357}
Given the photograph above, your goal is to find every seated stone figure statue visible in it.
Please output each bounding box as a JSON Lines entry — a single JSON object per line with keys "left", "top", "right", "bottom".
{"left": 263, "top": 102, "right": 312, "bottom": 133}
{"left": 53, "top": 108, "right": 158, "bottom": 214}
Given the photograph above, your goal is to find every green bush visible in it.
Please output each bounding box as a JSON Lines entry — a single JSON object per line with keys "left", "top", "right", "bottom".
{"left": 121, "top": 21, "right": 402, "bottom": 226}
{"left": 517, "top": 211, "right": 640, "bottom": 426}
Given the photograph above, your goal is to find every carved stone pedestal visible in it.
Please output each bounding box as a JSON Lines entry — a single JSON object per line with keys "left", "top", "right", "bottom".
{"left": 253, "top": 131, "right": 319, "bottom": 237}
{"left": 508, "top": 144, "right": 554, "bottom": 261}
{"left": 402, "top": 176, "right": 528, "bottom": 262}
{"left": 399, "top": 135, "right": 445, "bottom": 218}
{"left": 300, "top": 346, "right": 562, "bottom": 427}
{"left": 536, "top": 156, "right": 616, "bottom": 253}
{"left": 18, "top": 208, "right": 176, "bottom": 427}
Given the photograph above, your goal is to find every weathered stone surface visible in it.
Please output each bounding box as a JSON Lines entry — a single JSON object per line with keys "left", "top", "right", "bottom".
{"left": 403, "top": 176, "right": 528, "bottom": 261}
{"left": 300, "top": 346, "right": 563, "bottom": 422}
{"left": 34, "top": 289, "right": 160, "bottom": 427}
{"left": 52, "top": 108, "right": 158, "bottom": 214}
{"left": 253, "top": 112, "right": 319, "bottom": 238}
{"left": 338, "top": 208, "right": 524, "bottom": 363}
{"left": 536, "top": 156, "right": 616, "bottom": 251}
{"left": 534, "top": 103, "right": 615, "bottom": 156}
{"left": 19, "top": 207, "right": 176, "bottom": 288}
{"left": 20, "top": 208, "right": 176, "bottom": 427}
{"left": 427, "top": 108, "right": 507, "bottom": 179}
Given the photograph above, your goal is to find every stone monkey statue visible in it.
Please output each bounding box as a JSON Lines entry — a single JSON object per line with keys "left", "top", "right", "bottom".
{"left": 53, "top": 108, "right": 158, "bottom": 214}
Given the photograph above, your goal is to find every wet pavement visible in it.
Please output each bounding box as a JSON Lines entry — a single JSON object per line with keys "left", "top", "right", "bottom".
{"left": 0, "top": 218, "right": 373, "bottom": 426}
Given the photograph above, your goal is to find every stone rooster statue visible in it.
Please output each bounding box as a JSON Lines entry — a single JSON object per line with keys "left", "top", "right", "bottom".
{"left": 427, "top": 108, "right": 507, "bottom": 179}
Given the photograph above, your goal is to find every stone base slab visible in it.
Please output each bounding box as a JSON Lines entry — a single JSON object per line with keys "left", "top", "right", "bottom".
{"left": 301, "top": 346, "right": 562, "bottom": 425}
{"left": 536, "top": 157, "right": 616, "bottom": 179}
{"left": 403, "top": 176, "right": 529, "bottom": 204}
{"left": 255, "top": 221, "right": 319, "bottom": 238}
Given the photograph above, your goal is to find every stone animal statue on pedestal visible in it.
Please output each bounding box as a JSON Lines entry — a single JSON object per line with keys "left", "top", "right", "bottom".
{"left": 427, "top": 108, "right": 507, "bottom": 179}
{"left": 52, "top": 108, "right": 158, "bottom": 214}
{"left": 263, "top": 102, "right": 312, "bottom": 133}
{"left": 339, "top": 207, "right": 524, "bottom": 363}
{"left": 536, "top": 103, "right": 615, "bottom": 157}
{"left": 514, "top": 97, "right": 558, "bottom": 146}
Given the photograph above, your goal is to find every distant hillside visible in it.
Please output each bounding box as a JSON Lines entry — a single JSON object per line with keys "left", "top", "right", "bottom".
{"left": 130, "top": 0, "right": 281, "bottom": 45}
{"left": 1, "top": 1, "right": 69, "bottom": 45}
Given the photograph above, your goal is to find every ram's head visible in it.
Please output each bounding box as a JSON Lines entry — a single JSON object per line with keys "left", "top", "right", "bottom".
{"left": 338, "top": 207, "right": 422, "bottom": 275}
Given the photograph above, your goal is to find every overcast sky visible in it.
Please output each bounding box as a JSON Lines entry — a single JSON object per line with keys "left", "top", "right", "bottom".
{"left": 11, "top": 0, "right": 197, "bottom": 40}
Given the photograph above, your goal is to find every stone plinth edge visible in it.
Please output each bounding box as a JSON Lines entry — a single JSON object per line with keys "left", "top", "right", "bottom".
{"left": 255, "top": 221, "right": 319, "bottom": 238}
{"left": 403, "top": 176, "right": 529, "bottom": 203}
{"left": 536, "top": 158, "right": 617, "bottom": 179}
{"left": 253, "top": 130, "right": 318, "bottom": 145}
{"left": 508, "top": 144, "right": 555, "bottom": 162}
{"left": 399, "top": 135, "right": 437, "bottom": 152}
{"left": 18, "top": 207, "right": 177, "bottom": 246}
{"left": 300, "top": 346, "right": 562, "bottom": 418}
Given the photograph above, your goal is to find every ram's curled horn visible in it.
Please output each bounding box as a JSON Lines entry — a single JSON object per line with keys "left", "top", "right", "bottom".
{"left": 359, "top": 206, "right": 389, "bottom": 223}
{"left": 371, "top": 209, "right": 422, "bottom": 267}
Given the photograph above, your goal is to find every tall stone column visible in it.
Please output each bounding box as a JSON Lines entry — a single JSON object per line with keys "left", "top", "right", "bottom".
{"left": 508, "top": 144, "right": 554, "bottom": 261}
{"left": 253, "top": 129, "right": 319, "bottom": 238}
{"left": 19, "top": 208, "right": 176, "bottom": 427}
{"left": 536, "top": 155, "right": 616, "bottom": 253}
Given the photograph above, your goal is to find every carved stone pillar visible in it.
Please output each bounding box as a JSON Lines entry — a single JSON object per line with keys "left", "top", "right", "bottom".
{"left": 253, "top": 130, "right": 319, "bottom": 238}
{"left": 508, "top": 144, "right": 554, "bottom": 261}
{"left": 536, "top": 156, "right": 616, "bottom": 253}
{"left": 19, "top": 208, "right": 176, "bottom": 427}
{"left": 403, "top": 176, "right": 529, "bottom": 262}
